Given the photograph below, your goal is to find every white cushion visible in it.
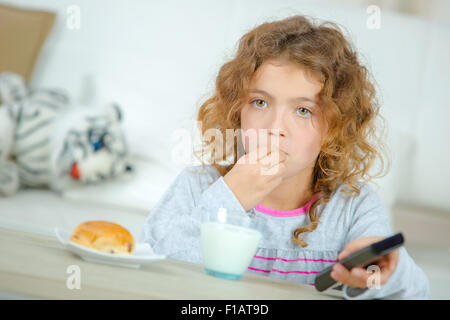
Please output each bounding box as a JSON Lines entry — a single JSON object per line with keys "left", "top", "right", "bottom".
{"left": 62, "top": 157, "right": 182, "bottom": 213}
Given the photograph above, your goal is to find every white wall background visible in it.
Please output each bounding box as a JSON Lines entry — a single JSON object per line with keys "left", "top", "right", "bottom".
{"left": 3, "top": 0, "right": 450, "bottom": 213}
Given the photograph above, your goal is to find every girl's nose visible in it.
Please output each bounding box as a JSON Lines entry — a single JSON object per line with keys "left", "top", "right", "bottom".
{"left": 268, "top": 131, "right": 285, "bottom": 151}
{"left": 268, "top": 110, "right": 288, "bottom": 138}
{"left": 269, "top": 128, "right": 286, "bottom": 138}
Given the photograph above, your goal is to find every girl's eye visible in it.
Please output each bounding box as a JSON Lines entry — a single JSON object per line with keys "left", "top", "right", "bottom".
{"left": 251, "top": 99, "right": 267, "bottom": 108}
{"left": 251, "top": 99, "right": 312, "bottom": 118}
{"left": 296, "top": 107, "right": 312, "bottom": 117}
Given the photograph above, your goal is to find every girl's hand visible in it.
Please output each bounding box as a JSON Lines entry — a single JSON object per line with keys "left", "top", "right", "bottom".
{"left": 223, "top": 143, "right": 289, "bottom": 212}
{"left": 331, "top": 236, "right": 400, "bottom": 289}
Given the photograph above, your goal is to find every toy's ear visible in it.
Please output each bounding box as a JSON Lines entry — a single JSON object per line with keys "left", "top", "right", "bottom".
{"left": 0, "top": 72, "right": 28, "bottom": 105}
{"left": 105, "top": 103, "right": 123, "bottom": 123}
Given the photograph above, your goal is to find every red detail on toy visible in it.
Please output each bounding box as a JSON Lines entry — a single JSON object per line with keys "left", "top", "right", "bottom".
{"left": 70, "top": 162, "right": 80, "bottom": 180}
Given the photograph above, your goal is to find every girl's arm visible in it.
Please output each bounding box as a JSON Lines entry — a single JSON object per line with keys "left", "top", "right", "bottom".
{"left": 340, "top": 184, "right": 430, "bottom": 300}
{"left": 139, "top": 166, "right": 252, "bottom": 263}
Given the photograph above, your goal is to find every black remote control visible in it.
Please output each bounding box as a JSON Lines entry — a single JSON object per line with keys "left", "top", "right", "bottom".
{"left": 314, "top": 232, "right": 404, "bottom": 292}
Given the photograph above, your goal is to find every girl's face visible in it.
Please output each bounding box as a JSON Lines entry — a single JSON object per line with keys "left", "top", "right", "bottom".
{"left": 240, "top": 58, "right": 327, "bottom": 179}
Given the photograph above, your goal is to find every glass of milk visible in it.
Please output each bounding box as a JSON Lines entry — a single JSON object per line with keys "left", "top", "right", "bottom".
{"left": 200, "top": 207, "right": 262, "bottom": 280}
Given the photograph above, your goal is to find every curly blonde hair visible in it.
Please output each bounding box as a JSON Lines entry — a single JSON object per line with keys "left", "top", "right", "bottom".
{"left": 193, "top": 14, "right": 390, "bottom": 247}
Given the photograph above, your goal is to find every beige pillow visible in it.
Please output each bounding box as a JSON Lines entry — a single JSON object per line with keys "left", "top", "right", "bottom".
{"left": 0, "top": 4, "right": 56, "bottom": 83}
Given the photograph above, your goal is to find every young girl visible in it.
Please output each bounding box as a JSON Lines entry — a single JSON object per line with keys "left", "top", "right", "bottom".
{"left": 140, "top": 15, "right": 430, "bottom": 300}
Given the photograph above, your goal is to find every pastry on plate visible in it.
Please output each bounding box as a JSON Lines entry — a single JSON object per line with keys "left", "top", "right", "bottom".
{"left": 70, "top": 220, "right": 134, "bottom": 255}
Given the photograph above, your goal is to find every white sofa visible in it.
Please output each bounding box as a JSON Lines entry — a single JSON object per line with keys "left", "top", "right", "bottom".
{"left": 1, "top": 0, "right": 449, "bottom": 239}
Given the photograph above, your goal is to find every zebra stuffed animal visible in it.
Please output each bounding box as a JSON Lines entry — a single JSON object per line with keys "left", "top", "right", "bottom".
{"left": 0, "top": 72, "right": 132, "bottom": 196}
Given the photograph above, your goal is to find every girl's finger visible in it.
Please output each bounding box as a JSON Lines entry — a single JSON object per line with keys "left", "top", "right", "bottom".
{"left": 244, "top": 141, "right": 276, "bottom": 162}
{"left": 261, "top": 160, "right": 287, "bottom": 178}
{"left": 350, "top": 267, "right": 370, "bottom": 288}
{"left": 257, "top": 140, "right": 279, "bottom": 160}
{"left": 376, "top": 260, "right": 388, "bottom": 271}
{"left": 389, "top": 251, "right": 399, "bottom": 269}
{"left": 364, "top": 254, "right": 397, "bottom": 286}
{"left": 378, "top": 255, "right": 397, "bottom": 285}
{"left": 260, "top": 150, "right": 286, "bottom": 165}
{"left": 259, "top": 152, "right": 287, "bottom": 176}
{"left": 374, "top": 256, "right": 388, "bottom": 267}
{"left": 379, "top": 267, "right": 394, "bottom": 285}
{"left": 331, "top": 264, "right": 367, "bottom": 289}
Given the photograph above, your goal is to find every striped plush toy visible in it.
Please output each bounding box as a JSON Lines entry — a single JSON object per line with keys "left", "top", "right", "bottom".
{"left": 0, "top": 72, "right": 132, "bottom": 196}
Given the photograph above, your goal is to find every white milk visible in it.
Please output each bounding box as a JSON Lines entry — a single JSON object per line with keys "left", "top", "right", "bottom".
{"left": 200, "top": 221, "right": 262, "bottom": 276}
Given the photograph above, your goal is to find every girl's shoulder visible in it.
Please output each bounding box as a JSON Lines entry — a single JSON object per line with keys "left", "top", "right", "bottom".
{"left": 316, "top": 181, "right": 390, "bottom": 244}
{"left": 179, "top": 164, "right": 222, "bottom": 189}
{"left": 328, "top": 181, "right": 388, "bottom": 224}
{"left": 184, "top": 164, "right": 220, "bottom": 177}
{"left": 321, "top": 181, "right": 386, "bottom": 220}
{"left": 332, "top": 181, "right": 382, "bottom": 204}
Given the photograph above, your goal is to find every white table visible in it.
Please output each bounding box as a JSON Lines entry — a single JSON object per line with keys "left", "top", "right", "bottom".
{"left": 0, "top": 227, "right": 343, "bottom": 299}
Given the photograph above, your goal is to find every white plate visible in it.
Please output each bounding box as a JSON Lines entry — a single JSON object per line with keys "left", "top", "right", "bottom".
{"left": 54, "top": 227, "right": 166, "bottom": 268}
